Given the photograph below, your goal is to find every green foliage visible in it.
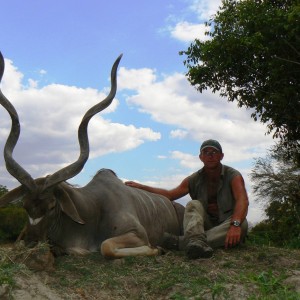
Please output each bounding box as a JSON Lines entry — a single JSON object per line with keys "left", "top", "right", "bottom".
{"left": 248, "top": 222, "right": 276, "bottom": 246}
{"left": 180, "top": 0, "right": 300, "bottom": 157}
{"left": 0, "top": 205, "right": 27, "bottom": 242}
{"left": 0, "top": 262, "right": 20, "bottom": 287}
{"left": 0, "top": 250, "right": 28, "bottom": 298}
{"left": 249, "top": 270, "right": 298, "bottom": 299}
{"left": 0, "top": 185, "right": 8, "bottom": 197}
{"left": 250, "top": 143, "right": 300, "bottom": 248}
{"left": 0, "top": 262, "right": 18, "bottom": 297}
{"left": 250, "top": 221, "right": 300, "bottom": 249}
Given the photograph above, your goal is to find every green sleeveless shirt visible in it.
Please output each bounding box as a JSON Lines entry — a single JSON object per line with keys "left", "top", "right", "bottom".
{"left": 188, "top": 164, "right": 241, "bottom": 223}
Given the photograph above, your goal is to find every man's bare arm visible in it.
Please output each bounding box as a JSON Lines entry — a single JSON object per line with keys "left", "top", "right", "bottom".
{"left": 225, "top": 175, "right": 249, "bottom": 249}
{"left": 231, "top": 175, "right": 249, "bottom": 222}
{"left": 125, "top": 177, "right": 190, "bottom": 201}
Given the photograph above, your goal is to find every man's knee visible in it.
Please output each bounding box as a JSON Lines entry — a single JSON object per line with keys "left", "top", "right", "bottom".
{"left": 207, "top": 218, "right": 249, "bottom": 248}
{"left": 185, "top": 200, "right": 204, "bottom": 214}
{"left": 183, "top": 200, "right": 206, "bottom": 234}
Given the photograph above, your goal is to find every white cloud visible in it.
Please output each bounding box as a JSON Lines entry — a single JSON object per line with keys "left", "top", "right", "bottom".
{"left": 170, "top": 150, "right": 199, "bottom": 169}
{"left": 165, "top": 0, "right": 222, "bottom": 43}
{"left": 170, "top": 21, "right": 210, "bottom": 42}
{"left": 121, "top": 68, "right": 274, "bottom": 164}
{"left": 189, "top": 0, "right": 221, "bottom": 20}
{"left": 157, "top": 155, "right": 167, "bottom": 159}
{"left": 39, "top": 69, "right": 47, "bottom": 75}
{"left": 170, "top": 129, "right": 188, "bottom": 139}
{"left": 118, "top": 67, "right": 156, "bottom": 90}
{"left": 28, "top": 78, "right": 38, "bottom": 88}
{"left": 0, "top": 59, "right": 23, "bottom": 92}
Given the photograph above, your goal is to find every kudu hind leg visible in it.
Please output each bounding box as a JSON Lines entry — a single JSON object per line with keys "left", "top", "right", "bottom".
{"left": 101, "top": 232, "right": 159, "bottom": 258}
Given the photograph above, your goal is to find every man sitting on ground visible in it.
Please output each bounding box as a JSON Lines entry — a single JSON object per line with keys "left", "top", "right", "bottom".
{"left": 125, "top": 139, "right": 249, "bottom": 259}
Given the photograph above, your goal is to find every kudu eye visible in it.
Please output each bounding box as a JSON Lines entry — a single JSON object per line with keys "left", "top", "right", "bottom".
{"left": 48, "top": 200, "right": 56, "bottom": 210}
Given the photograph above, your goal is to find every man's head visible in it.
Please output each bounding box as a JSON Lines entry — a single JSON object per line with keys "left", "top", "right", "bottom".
{"left": 199, "top": 139, "right": 224, "bottom": 168}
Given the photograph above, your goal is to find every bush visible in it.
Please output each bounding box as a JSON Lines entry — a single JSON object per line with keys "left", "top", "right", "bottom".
{"left": 249, "top": 220, "right": 300, "bottom": 249}
{"left": 0, "top": 185, "right": 8, "bottom": 197}
{"left": 0, "top": 205, "right": 27, "bottom": 242}
{"left": 248, "top": 221, "right": 275, "bottom": 246}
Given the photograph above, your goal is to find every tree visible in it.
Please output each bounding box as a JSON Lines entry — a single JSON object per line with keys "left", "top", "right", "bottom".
{"left": 0, "top": 185, "right": 27, "bottom": 242}
{"left": 180, "top": 0, "right": 300, "bottom": 160}
{"left": 250, "top": 143, "right": 300, "bottom": 247}
{"left": 0, "top": 185, "right": 8, "bottom": 197}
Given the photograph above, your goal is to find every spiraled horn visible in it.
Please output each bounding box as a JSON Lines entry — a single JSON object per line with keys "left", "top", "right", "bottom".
{"left": 42, "top": 54, "right": 123, "bottom": 190}
{"left": 0, "top": 52, "right": 37, "bottom": 192}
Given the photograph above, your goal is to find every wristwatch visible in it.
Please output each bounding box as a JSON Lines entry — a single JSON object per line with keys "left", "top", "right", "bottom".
{"left": 230, "top": 220, "right": 241, "bottom": 227}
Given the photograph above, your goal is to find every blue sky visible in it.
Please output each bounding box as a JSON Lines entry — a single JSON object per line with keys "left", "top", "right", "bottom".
{"left": 0, "top": 0, "right": 275, "bottom": 223}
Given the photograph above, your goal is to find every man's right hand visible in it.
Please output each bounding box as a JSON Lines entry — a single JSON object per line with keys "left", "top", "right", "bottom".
{"left": 125, "top": 181, "right": 143, "bottom": 188}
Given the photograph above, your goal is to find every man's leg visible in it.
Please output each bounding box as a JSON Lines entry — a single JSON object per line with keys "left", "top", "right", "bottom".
{"left": 183, "top": 200, "right": 213, "bottom": 259}
{"left": 206, "top": 217, "right": 248, "bottom": 249}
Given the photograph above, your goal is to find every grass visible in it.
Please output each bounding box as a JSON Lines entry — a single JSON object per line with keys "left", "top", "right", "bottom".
{"left": 0, "top": 242, "right": 300, "bottom": 299}
{"left": 0, "top": 251, "right": 28, "bottom": 298}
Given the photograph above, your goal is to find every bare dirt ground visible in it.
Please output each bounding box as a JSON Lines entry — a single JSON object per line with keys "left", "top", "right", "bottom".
{"left": 1, "top": 242, "right": 300, "bottom": 299}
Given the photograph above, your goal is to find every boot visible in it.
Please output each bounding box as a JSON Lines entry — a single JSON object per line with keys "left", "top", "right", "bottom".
{"left": 185, "top": 237, "right": 213, "bottom": 259}
{"left": 161, "top": 232, "right": 179, "bottom": 250}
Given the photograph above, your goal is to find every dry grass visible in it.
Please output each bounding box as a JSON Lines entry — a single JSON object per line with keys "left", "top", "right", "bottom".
{"left": 1, "top": 242, "right": 300, "bottom": 299}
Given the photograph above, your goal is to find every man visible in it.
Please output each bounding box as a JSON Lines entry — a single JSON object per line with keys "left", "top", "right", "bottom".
{"left": 125, "top": 139, "right": 249, "bottom": 259}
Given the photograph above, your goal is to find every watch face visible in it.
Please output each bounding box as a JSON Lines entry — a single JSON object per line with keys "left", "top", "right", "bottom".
{"left": 232, "top": 220, "right": 241, "bottom": 227}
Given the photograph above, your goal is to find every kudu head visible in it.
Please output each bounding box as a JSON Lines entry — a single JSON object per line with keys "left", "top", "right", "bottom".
{"left": 0, "top": 52, "right": 122, "bottom": 242}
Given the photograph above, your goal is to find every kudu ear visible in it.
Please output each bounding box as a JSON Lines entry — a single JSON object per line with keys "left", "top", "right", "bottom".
{"left": 0, "top": 186, "right": 26, "bottom": 207}
{"left": 56, "top": 188, "right": 85, "bottom": 224}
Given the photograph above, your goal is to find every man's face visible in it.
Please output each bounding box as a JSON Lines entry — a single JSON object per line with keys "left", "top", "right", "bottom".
{"left": 199, "top": 147, "right": 224, "bottom": 168}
